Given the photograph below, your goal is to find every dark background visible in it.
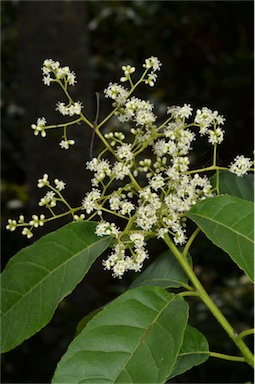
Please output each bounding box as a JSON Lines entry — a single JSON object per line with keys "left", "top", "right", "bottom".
{"left": 1, "top": 1, "right": 254, "bottom": 383}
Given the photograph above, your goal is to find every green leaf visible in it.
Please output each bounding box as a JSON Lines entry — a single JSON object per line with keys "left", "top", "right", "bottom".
{"left": 52, "top": 286, "right": 189, "bottom": 384}
{"left": 168, "top": 325, "right": 209, "bottom": 379}
{"left": 186, "top": 195, "right": 254, "bottom": 282}
{"left": 1, "top": 221, "right": 112, "bottom": 353}
{"left": 210, "top": 171, "right": 254, "bottom": 201}
{"left": 76, "top": 308, "right": 103, "bottom": 337}
{"left": 130, "top": 249, "right": 192, "bottom": 289}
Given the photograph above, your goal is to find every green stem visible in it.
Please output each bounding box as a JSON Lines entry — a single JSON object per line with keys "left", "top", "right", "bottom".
{"left": 183, "top": 226, "right": 200, "bottom": 257}
{"left": 177, "top": 291, "right": 200, "bottom": 298}
{"left": 44, "top": 206, "right": 82, "bottom": 222}
{"left": 163, "top": 234, "right": 254, "bottom": 368}
{"left": 209, "top": 352, "right": 245, "bottom": 363}
{"left": 238, "top": 329, "right": 255, "bottom": 340}
{"left": 184, "top": 165, "right": 228, "bottom": 175}
{"left": 96, "top": 67, "right": 150, "bottom": 131}
{"left": 213, "top": 143, "right": 217, "bottom": 166}
{"left": 44, "top": 117, "right": 83, "bottom": 130}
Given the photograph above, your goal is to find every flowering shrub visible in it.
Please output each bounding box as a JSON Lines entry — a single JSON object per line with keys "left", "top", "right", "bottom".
{"left": 2, "top": 57, "right": 254, "bottom": 382}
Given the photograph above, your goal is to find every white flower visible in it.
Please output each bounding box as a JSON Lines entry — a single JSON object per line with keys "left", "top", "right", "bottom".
{"left": 138, "top": 158, "right": 152, "bottom": 172}
{"left": 135, "top": 110, "right": 156, "bottom": 126}
{"left": 42, "top": 59, "right": 76, "bottom": 86}
{"left": 68, "top": 102, "right": 82, "bottom": 116}
{"left": 179, "top": 104, "right": 193, "bottom": 119}
{"left": 18, "top": 215, "right": 25, "bottom": 224}
{"left": 56, "top": 66, "right": 70, "bottom": 78}
{"left": 43, "top": 75, "right": 52, "bottom": 86}
{"left": 122, "top": 65, "right": 136, "bottom": 75}
{"left": 37, "top": 174, "right": 49, "bottom": 188}
{"left": 116, "top": 143, "right": 133, "bottom": 161}
{"left": 56, "top": 101, "right": 82, "bottom": 116}
{"left": 82, "top": 189, "right": 101, "bottom": 214}
{"left": 56, "top": 102, "right": 68, "bottom": 115}
{"left": 136, "top": 204, "right": 158, "bottom": 231}
{"left": 112, "top": 260, "right": 127, "bottom": 278}
{"left": 174, "top": 229, "right": 187, "bottom": 245}
{"left": 42, "top": 59, "right": 60, "bottom": 72}
{"left": 29, "top": 214, "right": 45, "bottom": 228}
{"left": 73, "top": 214, "right": 85, "bottom": 221}
{"left": 145, "top": 73, "right": 158, "bottom": 87}
{"left": 95, "top": 221, "right": 120, "bottom": 238}
{"left": 208, "top": 128, "right": 224, "bottom": 145}
{"left": 42, "top": 59, "right": 60, "bottom": 82}
{"left": 167, "top": 104, "right": 193, "bottom": 119}
{"left": 165, "top": 166, "right": 180, "bottom": 181}
{"left": 143, "top": 56, "right": 161, "bottom": 72}
{"left": 120, "top": 65, "right": 135, "bottom": 82}
{"left": 195, "top": 108, "right": 225, "bottom": 134}
{"left": 39, "top": 191, "right": 56, "bottom": 207}
{"left": 86, "top": 158, "right": 99, "bottom": 172}
{"left": 153, "top": 139, "right": 169, "bottom": 157}
{"left": 229, "top": 155, "right": 253, "bottom": 176}
{"left": 104, "top": 83, "right": 129, "bottom": 105}
{"left": 59, "top": 139, "right": 75, "bottom": 149}
{"left": 112, "top": 162, "right": 130, "bottom": 180}
{"left": 109, "top": 194, "right": 122, "bottom": 211}
{"left": 172, "top": 156, "right": 190, "bottom": 172}
{"left": 149, "top": 174, "right": 165, "bottom": 191}
{"left": 6, "top": 219, "right": 17, "bottom": 231}
{"left": 130, "top": 233, "right": 145, "bottom": 248}
{"left": 54, "top": 178, "right": 66, "bottom": 191}
{"left": 215, "top": 113, "right": 226, "bottom": 125}
{"left": 67, "top": 72, "right": 76, "bottom": 85}
{"left": 120, "top": 201, "right": 135, "bottom": 216}
{"left": 156, "top": 228, "right": 169, "bottom": 239}
{"left": 132, "top": 247, "right": 148, "bottom": 265}
{"left": 195, "top": 107, "right": 214, "bottom": 131}
{"left": 42, "top": 60, "right": 76, "bottom": 86}
{"left": 22, "top": 227, "right": 33, "bottom": 239}
{"left": 87, "top": 158, "right": 112, "bottom": 184}
{"left": 31, "top": 117, "right": 47, "bottom": 137}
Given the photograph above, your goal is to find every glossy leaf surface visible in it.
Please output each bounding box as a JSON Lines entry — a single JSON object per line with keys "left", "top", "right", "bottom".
{"left": 131, "top": 249, "right": 191, "bottom": 289}
{"left": 210, "top": 171, "right": 254, "bottom": 201}
{"left": 187, "top": 195, "right": 254, "bottom": 281}
{"left": 169, "top": 325, "right": 209, "bottom": 379}
{"left": 1, "top": 221, "right": 112, "bottom": 353}
{"left": 52, "top": 286, "right": 189, "bottom": 384}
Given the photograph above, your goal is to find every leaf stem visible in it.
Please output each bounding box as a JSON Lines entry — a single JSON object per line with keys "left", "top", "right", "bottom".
{"left": 209, "top": 351, "right": 246, "bottom": 363}
{"left": 238, "top": 329, "right": 255, "bottom": 340}
{"left": 183, "top": 227, "right": 200, "bottom": 257}
{"left": 177, "top": 291, "right": 200, "bottom": 298}
{"left": 163, "top": 233, "right": 254, "bottom": 368}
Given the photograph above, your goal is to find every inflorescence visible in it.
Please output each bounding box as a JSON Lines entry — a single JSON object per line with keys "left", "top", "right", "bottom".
{"left": 7, "top": 57, "right": 254, "bottom": 278}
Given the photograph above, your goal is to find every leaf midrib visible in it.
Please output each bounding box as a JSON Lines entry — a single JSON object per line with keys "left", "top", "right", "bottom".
{"left": 2, "top": 235, "right": 111, "bottom": 320}
{"left": 189, "top": 211, "right": 253, "bottom": 243}
{"left": 114, "top": 295, "right": 181, "bottom": 384}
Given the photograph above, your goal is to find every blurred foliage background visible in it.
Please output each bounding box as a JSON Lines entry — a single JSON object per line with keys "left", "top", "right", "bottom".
{"left": 1, "top": 1, "right": 254, "bottom": 383}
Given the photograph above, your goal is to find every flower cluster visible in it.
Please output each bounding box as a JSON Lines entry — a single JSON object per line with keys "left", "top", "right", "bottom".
{"left": 7, "top": 174, "right": 68, "bottom": 238}
{"left": 104, "top": 57, "right": 160, "bottom": 127}
{"left": 229, "top": 155, "right": 253, "bottom": 177}
{"left": 31, "top": 117, "right": 47, "bottom": 137}
{"left": 6, "top": 57, "right": 253, "bottom": 279}
{"left": 42, "top": 59, "right": 76, "bottom": 86}
{"left": 102, "top": 232, "right": 148, "bottom": 278}
{"left": 194, "top": 107, "right": 225, "bottom": 144}
{"left": 31, "top": 60, "right": 83, "bottom": 148}
{"left": 56, "top": 101, "right": 83, "bottom": 116}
